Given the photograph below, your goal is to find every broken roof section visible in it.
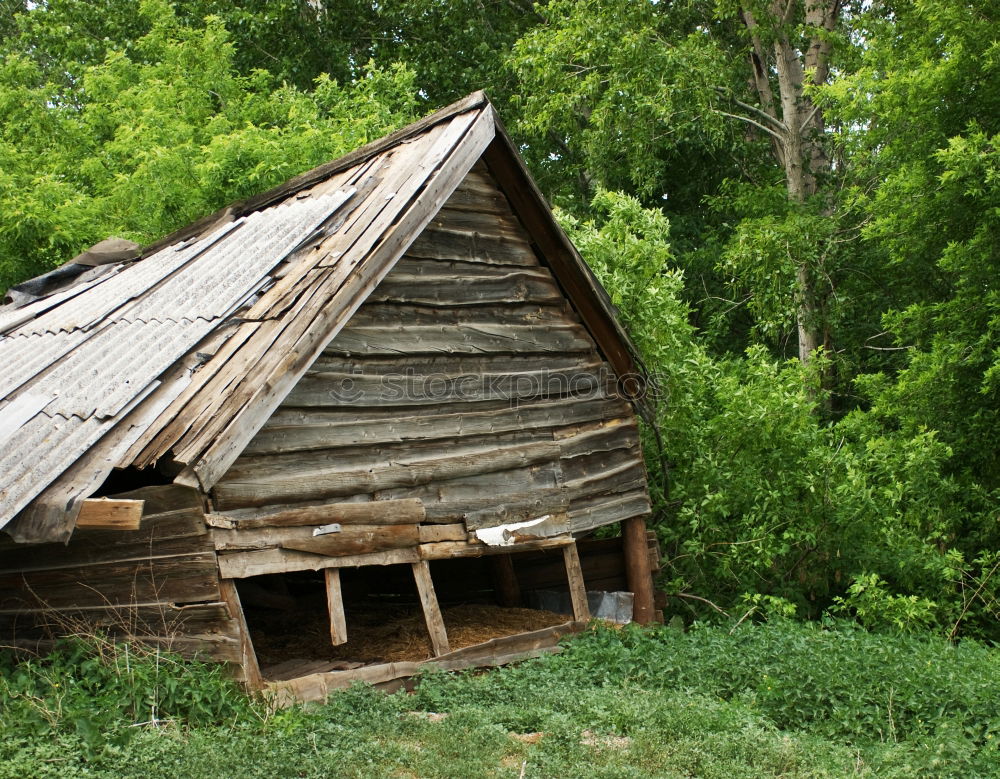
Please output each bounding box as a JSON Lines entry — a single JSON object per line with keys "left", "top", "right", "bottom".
{"left": 0, "top": 91, "right": 645, "bottom": 545}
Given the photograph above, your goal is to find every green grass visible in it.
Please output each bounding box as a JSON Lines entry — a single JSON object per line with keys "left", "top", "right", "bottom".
{"left": 2, "top": 620, "right": 998, "bottom": 778}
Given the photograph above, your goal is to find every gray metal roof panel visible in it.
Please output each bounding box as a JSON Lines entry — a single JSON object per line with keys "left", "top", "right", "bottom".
{"left": 115, "top": 190, "right": 353, "bottom": 326}
{"left": 10, "top": 219, "right": 243, "bottom": 337}
{"left": 0, "top": 412, "right": 105, "bottom": 522}
{"left": 0, "top": 328, "right": 93, "bottom": 401}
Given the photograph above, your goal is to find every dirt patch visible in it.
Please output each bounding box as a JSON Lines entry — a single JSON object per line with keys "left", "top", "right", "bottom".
{"left": 248, "top": 601, "right": 568, "bottom": 669}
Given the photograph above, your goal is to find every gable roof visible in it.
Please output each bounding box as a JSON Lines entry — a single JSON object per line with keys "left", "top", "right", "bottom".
{"left": 0, "top": 92, "right": 645, "bottom": 545}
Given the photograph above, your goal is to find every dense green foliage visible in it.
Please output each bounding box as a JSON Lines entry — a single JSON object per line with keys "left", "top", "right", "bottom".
{"left": 0, "top": 0, "right": 419, "bottom": 291}
{"left": 0, "top": 0, "right": 997, "bottom": 638}
{"left": 2, "top": 624, "right": 997, "bottom": 777}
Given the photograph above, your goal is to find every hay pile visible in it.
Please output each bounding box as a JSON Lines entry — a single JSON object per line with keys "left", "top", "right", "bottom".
{"left": 248, "top": 601, "right": 567, "bottom": 668}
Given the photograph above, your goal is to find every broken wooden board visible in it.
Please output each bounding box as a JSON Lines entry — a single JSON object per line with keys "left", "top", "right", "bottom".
{"left": 266, "top": 620, "right": 589, "bottom": 705}
{"left": 74, "top": 498, "right": 145, "bottom": 530}
{"left": 325, "top": 569, "right": 347, "bottom": 646}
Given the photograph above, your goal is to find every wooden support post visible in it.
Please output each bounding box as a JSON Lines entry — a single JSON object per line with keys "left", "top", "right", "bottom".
{"left": 563, "top": 541, "right": 590, "bottom": 621}
{"left": 325, "top": 569, "right": 348, "bottom": 646}
{"left": 623, "top": 516, "right": 655, "bottom": 625}
{"left": 489, "top": 554, "right": 522, "bottom": 607}
{"left": 219, "top": 579, "right": 263, "bottom": 689}
{"left": 411, "top": 560, "right": 450, "bottom": 656}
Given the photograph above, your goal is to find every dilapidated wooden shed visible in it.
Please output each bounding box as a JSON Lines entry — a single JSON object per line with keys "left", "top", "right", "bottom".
{"left": 0, "top": 92, "right": 659, "bottom": 698}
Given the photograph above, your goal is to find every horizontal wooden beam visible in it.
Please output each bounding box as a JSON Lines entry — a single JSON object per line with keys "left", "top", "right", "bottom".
{"left": 74, "top": 498, "right": 144, "bottom": 530}
{"left": 205, "top": 498, "right": 425, "bottom": 529}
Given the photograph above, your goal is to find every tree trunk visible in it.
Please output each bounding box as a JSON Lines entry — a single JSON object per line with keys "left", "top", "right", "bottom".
{"left": 739, "top": 0, "right": 840, "bottom": 368}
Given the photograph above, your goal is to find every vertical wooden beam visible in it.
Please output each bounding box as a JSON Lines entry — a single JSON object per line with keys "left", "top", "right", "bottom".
{"left": 219, "top": 579, "right": 263, "bottom": 689}
{"left": 623, "top": 516, "right": 656, "bottom": 625}
{"left": 411, "top": 560, "right": 450, "bottom": 656}
{"left": 325, "top": 568, "right": 348, "bottom": 646}
{"left": 489, "top": 554, "right": 522, "bottom": 607}
{"left": 563, "top": 541, "right": 591, "bottom": 621}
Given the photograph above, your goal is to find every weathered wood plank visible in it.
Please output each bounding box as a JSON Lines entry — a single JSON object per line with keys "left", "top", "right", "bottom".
{"left": 282, "top": 359, "right": 610, "bottom": 409}
{"left": 344, "top": 302, "right": 571, "bottom": 328}
{"left": 325, "top": 569, "right": 348, "bottom": 646}
{"left": 568, "top": 490, "right": 652, "bottom": 534}
{"left": 75, "top": 498, "right": 144, "bottom": 530}
{"left": 406, "top": 225, "right": 537, "bottom": 266}
{"left": 282, "top": 524, "right": 419, "bottom": 557}
{"left": 418, "top": 535, "right": 570, "bottom": 560}
{"left": 1, "top": 633, "right": 243, "bottom": 666}
{"left": 0, "top": 601, "right": 233, "bottom": 635}
{"left": 212, "top": 439, "right": 563, "bottom": 510}
{"left": 442, "top": 163, "right": 512, "bottom": 214}
{"left": 427, "top": 206, "right": 528, "bottom": 236}
{"left": 325, "top": 323, "right": 594, "bottom": 356}
{"left": 412, "top": 561, "right": 449, "bottom": 656}
{"left": 417, "top": 524, "right": 467, "bottom": 543}
{"left": 563, "top": 542, "right": 591, "bottom": 622}
{"left": 0, "top": 552, "right": 221, "bottom": 610}
{"left": 220, "top": 579, "right": 263, "bottom": 688}
{"left": 377, "top": 463, "right": 565, "bottom": 524}
{"left": 207, "top": 498, "right": 425, "bottom": 529}
{"left": 0, "top": 510, "right": 209, "bottom": 576}
{"left": 0, "top": 485, "right": 207, "bottom": 576}
{"left": 250, "top": 396, "right": 625, "bottom": 454}
{"left": 462, "top": 490, "right": 570, "bottom": 531}
{"left": 216, "top": 546, "right": 420, "bottom": 579}
{"left": 370, "top": 260, "right": 563, "bottom": 306}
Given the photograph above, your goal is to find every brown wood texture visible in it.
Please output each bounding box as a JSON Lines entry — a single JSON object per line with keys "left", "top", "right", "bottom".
{"left": 0, "top": 485, "right": 217, "bottom": 609}
{"left": 325, "top": 569, "right": 348, "bottom": 646}
{"left": 411, "top": 560, "right": 450, "bottom": 656}
{"left": 75, "top": 498, "right": 144, "bottom": 530}
{"left": 219, "top": 579, "right": 263, "bottom": 687}
{"left": 210, "top": 498, "right": 425, "bottom": 529}
{"left": 282, "top": 524, "right": 419, "bottom": 557}
{"left": 217, "top": 546, "right": 421, "bottom": 579}
{"left": 563, "top": 542, "right": 592, "bottom": 621}
{"left": 623, "top": 516, "right": 656, "bottom": 625}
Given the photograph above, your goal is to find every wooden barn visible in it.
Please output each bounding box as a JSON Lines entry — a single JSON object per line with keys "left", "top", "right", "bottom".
{"left": 0, "top": 92, "right": 659, "bottom": 699}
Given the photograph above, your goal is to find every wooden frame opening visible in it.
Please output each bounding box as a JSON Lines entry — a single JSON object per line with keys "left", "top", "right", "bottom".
{"left": 231, "top": 541, "right": 610, "bottom": 685}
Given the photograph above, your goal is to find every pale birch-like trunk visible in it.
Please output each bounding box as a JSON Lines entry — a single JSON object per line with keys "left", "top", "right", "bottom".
{"left": 738, "top": 0, "right": 840, "bottom": 367}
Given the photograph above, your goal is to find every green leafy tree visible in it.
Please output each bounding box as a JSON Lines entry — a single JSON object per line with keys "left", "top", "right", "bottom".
{"left": 0, "top": 0, "right": 418, "bottom": 292}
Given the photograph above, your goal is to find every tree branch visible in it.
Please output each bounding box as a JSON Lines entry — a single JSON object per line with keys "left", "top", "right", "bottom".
{"left": 715, "top": 110, "right": 786, "bottom": 143}
{"left": 672, "top": 592, "right": 731, "bottom": 616}
{"left": 732, "top": 96, "right": 788, "bottom": 130}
